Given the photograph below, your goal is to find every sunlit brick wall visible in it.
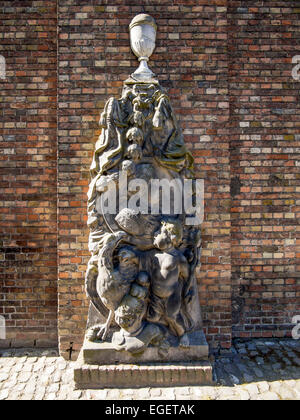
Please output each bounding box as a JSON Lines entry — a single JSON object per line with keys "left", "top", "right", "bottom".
{"left": 0, "top": 0, "right": 58, "bottom": 347}
{"left": 229, "top": 1, "right": 300, "bottom": 339}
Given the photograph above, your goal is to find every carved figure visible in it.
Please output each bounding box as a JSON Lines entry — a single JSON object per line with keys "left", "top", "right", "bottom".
{"left": 112, "top": 273, "right": 168, "bottom": 355}
{"left": 86, "top": 235, "right": 138, "bottom": 341}
{"left": 148, "top": 219, "right": 190, "bottom": 347}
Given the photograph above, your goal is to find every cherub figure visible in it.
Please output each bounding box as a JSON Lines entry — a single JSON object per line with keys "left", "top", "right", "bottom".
{"left": 126, "top": 127, "right": 144, "bottom": 146}
{"left": 122, "top": 159, "right": 135, "bottom": 177}
{"left": 126, "top": 144, "right": 142, "bottom": 163}
{"left": 114, "top": 271, "right": 149, "bottom": 334}
{"left": 147, "top": 219, "right": 190, "bottom": 347}
{"left": 112, "top": 272, "right": 167, "bottom": 355}
{"left": 86, "top": 244, "right": 139, "bottom": 342}
{"left": 125, "top": 127, "right": 143, "bottom": 165}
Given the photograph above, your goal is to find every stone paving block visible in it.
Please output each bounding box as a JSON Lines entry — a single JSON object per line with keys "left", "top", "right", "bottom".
{"left": 293, "top": 358, "right": 300, "bottom": 367}
{"left": 45, "top": 365, "right": 55, "bottom": 375}
{"left": 0, "top": 389, "right": 9, "bottom": 400}
{"left": 193, "top": 386, "right": 217, "bottom": 400}
{"left": 269, "top": 381, "right": 282, "bottom": 393}
{"left": 150, "top": 387, "right": 162, "bottom": 397}
{"left": 52, "top": 371, "right": 62, "bottom": 383}
{"left": 279, "top": 385, "right": 298, "bottom": 400}
{"left": 35, "top": 387, "right": 46, "bottom": 401}
{"left": 7, "top": 391, "right": 22, "bottom": 400}
{"left": 57, "top": 360, "right": 67, "bottom": 370}
{"left": 244, "top": 383, "right": 259, "bottom": 396}
{"left": 161, "top": 388, "right": 175, "bottom": 399}
{"left": 253, "top": 367, "right": 264, "bottom": 378}
{"left": 216, "top": 388, "right": 236, "bottom": 400}
{"left": 18, "top": 372, "right": 32, "bottom": 383}
{"left": 107, "top": 389, "right": 122, "bottom": 399}
{"left": 258, "top": 381, "right": 269, "bottom": 393}
{"left": 176, "top": 386, "right": 191, "bottom": 396}
{"left": 284, "top": 380, "right": 296, "bottom": 388}
{"left": 45, "top": 392, "right": 57, "bottom": 401}
{"left": 13, "top": 364, "right": 24, "bottom": 373}
{"left": 135, "top": 388, "right": 150, "bottom": 400}
{"left": 86, "top": 389, "right": 108, "bottom": 400}
{"left": 294, "top": 390, "right": 300, "bottom": 400}
{"left": 48, "top": 383, "right": 60, "bottom": 394}
{"left": 236, "top": 389, "right": 250, "bottom": 400}
{"left": 56, "top": 384, "right": 70, "bottom": 401}
{"left": 0, "top": 373, "right": 9, "bottom": 382}
{"left": 3, "top": 379, "right": 17, "bottom": 390}
{"left": 24, "top": 381, "right": 36, "bottom": 394}
{"left": 22, "top": 364, "right": 33, "bottom": 373}
{"left": 121, "top": 388, "right": 134, "bottom": 398}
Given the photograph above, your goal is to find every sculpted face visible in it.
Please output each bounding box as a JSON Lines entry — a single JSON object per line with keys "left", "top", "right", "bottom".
{"left": 115, "top": 311, "right": 139, "bottom": 332}
{"left": 115, "top": 295, "right": 146, "bottom": 333}
{"left": 126, "top": 127, "right": 144, "bottom": 145}
{"left": 154, "top": 221, "right": 183, "bottom": 251}
{"left": 122, "top": 160, "right": 135, "bottom": 177}
{"left": 133, "top": 84, "right": 155, "bottom": 107}
{"left": 117, "top": 248, "right": 139, "bottom": 274}
{"left": 127, "top": 144, "right": 142, "bottom": 163}
{"left": 153, "top": 226, "right": 172, "bottom": 251}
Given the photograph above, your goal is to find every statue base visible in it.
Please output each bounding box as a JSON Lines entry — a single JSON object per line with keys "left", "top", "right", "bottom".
{"left": 73, "top": 330, "right": 213, "bottom": 388}
{"left": 82, "top": 329, "right": 208, "bottom": 364}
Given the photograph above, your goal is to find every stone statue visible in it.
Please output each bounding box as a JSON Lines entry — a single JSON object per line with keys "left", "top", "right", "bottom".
{"left": 148, "top": 219, "right": 190, "bottom": 347}
{"left": 84, "top": 14, "right": 204, "bottom": 360}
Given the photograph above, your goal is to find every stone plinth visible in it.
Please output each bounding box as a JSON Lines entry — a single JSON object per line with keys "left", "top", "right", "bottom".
{"left": 74, "top": 357, "right": 213, "bottom": 389}
{"left": 74, "top": 330, "right": 213, "bottom": 388}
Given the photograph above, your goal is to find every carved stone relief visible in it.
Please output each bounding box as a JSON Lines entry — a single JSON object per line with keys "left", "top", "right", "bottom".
{"left": 84, "top": 14, "right": 204, "bottom": 359}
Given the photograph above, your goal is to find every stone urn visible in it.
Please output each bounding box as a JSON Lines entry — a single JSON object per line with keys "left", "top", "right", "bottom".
{"left": 129, "top": 14, "right": 157, "bottom": 82}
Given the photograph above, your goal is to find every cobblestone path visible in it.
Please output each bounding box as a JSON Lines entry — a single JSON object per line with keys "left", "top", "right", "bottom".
{"left": 0, "top": 339, "right": 299, "bottom": 400}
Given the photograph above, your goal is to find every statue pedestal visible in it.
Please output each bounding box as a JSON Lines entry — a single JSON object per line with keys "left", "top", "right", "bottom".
{"left": 74, "top": 330, "right": 213, "bottom": 389}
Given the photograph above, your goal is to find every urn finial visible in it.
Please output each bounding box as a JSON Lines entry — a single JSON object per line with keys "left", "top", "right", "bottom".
{"left": 129, "top": 14, "right": 157, "bottom": 82}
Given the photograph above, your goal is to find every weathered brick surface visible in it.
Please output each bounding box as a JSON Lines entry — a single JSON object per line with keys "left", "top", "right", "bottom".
{"left": 0, "top": 1, "right": 299, "bottom": 356}
{"left": 0, "top": 1, "right": 58, "bottom": 347}
{"left": 229, "top": 1, "right": 300, "bottom": 339}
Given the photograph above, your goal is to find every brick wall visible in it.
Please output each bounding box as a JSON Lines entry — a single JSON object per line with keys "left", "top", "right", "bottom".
{"left": 0, "top": 0, "right": 58, "bottom": 348}
{"left": 229, "top": 1, "right": 300, "bottom": 339}
{"left": 0, "top": 0, "right": 299, "bottom": 357}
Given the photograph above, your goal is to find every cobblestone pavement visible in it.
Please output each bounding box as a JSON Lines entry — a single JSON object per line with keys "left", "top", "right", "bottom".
{"left": 0, "top": 339, "right": 299, "bottom": 400}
